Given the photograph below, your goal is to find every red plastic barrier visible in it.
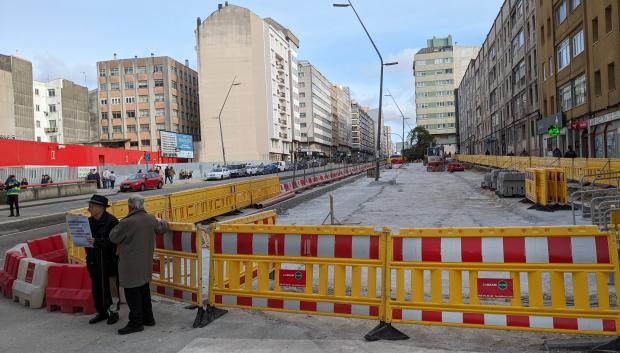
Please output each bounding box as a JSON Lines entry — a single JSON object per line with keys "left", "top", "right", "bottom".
{"left": 45, "top": 264, "right": 95, "bottom": 315}
{"left": 447, "top": 163, "right": 465, "bottom": 172}
{"left": 0, "top": 252, "right": 25, "bottom": 298}
{"left": 27, "top": 235, "right": 67, "bottom": 263}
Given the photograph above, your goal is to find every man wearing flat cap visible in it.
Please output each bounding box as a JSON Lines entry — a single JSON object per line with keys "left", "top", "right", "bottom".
{"left": 86, "top": 194, "right": 120, "bottom": 325}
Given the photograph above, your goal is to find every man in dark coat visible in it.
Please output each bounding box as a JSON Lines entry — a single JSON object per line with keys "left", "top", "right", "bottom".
{"left": 86, "top": 194, "right": 120, "bottom": 325}
{"left": 111, "top": 194, "right": 168, "bottom": 335}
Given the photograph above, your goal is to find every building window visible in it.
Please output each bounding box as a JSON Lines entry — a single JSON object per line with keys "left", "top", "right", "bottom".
{"left": 156, "top": 123, "right": 165, "bottom": 130}
{"left": 609, "top": 62, "right": 616, "bottom": 91}
{"left": 137, "top": 66, "right": 147, "bottom": 74}
{"left": 573, "top": 74, "right": 587, "bottom": 106}
{"left": 113, "top": 126, "right": 123, "bottom": 133}
{"left": 102, "top": 127, "right": 109, "bottom": 134}
{"left": 34, "top": 88, "right": 39, "bottom": 95}
{"left": 154, "top": 64, "right": 163, "bottom": 72}
{"left": 135, "top": 80, "right": 147, "bottom": 89}
{"left": 129, "top": 141, "right": 139, "bottom": 147}
{"left": 112, "top": 111, "right": 121, "bottom": 119}
{"left": 126, "top": 110, "right": 136, "bottom": 118}
{"left": 101, "top": 112, "right": 108, "bottom": 119}
{"left": 125, "top": 81, "right": 134, "bottom": 89}
{"left": 571, "top": 0, "right": 582, "bottom": 11}
{"left": 592, "top": 17, "right": 599, "bottom": 42}
{"left": 124, "top": 66, "right": 134, "bottom": 75}
{"left": 110, "top": 68, "right": 119, "bottom": 76}
{"left": 48, "top": 89, "right": 55, "bottom": 97}
{"left": 605, "top": 5, "right": 613, "bottom": 33}
{"left": 141, "top": 139, "right": 151, "bottom": 146}
{"left": 140, "top": 124, "right": 150, "bottom": 130}
{"left": 99, "top": 69, "right": 106, "bottom": 77}
{"left": 111, "top": 97, "right": 121, "bottom": 105}
{"left": 555, "top": 0, "right": 567, "bottom": 25}
{"left": 36, "top": 120, "right": 40, "bottom": 128}
{"left": 556, "top": 38, "right": 570, "bottom": 71}
{"left": 35, "top": 104, "right": 40, "bottom": 112}
{"left": 154, "top": 94, "right": 164, "bottom": 102}
{"left": 138, "top": 95, "right": 148, "bottom": 103}
{"left": 49, "top": 104, "right": 56, "bottom": 113}
{"left": 572, "top": 30, "right": 584, "bottom": 57}
{"left": 171, "top": 80, "right": 177, "bottom": 89}
{"left": 127, "top": 125, "right": 137, "bottom": 133}
{"left": 154, "top": 79, "right": 164, "bottom": 87}
{"left": 155, "top": 109, "right": 165, "bottom": 116}
{"left": 512, "top": 30, "right": 525, "bottom": 52}
{"left": 125, "top": 96, "right": 135, "bottom": 104}
{"left": 559, "top": 83, "right": 572, "bottom": 112}
{"left": 99, "top": 83, "right": 107, "bottom": 91}
{"left": 139, "top": 110, "right": 149, "bottom": 117}
{"left": 299, "top": 102, "right": 306, "bottom": 108}
{"left": 100, "top": 98, "right": 107, "bottom": 105}
{"left": 110, "top": 82, "right": 120, "bottom": 90}
{"left": 595, "top": 70, "right": 602, "bottom": 96}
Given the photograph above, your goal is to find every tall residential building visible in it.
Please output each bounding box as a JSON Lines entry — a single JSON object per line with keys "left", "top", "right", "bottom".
{"left": 330, "top": 85, "right": 353, "bottom": 158}
{"left": 413, "top": 36, "right": 479, "bottom": 154}
{"left": 298, "top": 60, "right": 334, "bottom": 157}
{"left": 351, "top": 102, "right": 375, "bottom": 157}
{"left": 536, "top": 0, "right": 619, "bottom": 157}
{"left": 382, "top": 125, "right": 393, "bottom": 157}
{"left": 195, "top": 4, "right": 299, "bottom": 162}
{"left": 96, "top": 55, "right": 200, "bottom": 152}
{"left": 0, "top": 55, "right": 34, "bottom": 140}
{"left": 33, "top": 79, "right": 89, "bottom": 144}
{"left": 458, "top": 0, "right": 539, "bottom": 156}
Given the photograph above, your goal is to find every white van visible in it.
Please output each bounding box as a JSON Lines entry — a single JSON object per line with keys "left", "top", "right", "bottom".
{"left": 273, "top": 161, "right": 286, "bottom": 172}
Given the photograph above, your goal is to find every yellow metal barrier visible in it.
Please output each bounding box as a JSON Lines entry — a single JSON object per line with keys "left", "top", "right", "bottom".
{"left": 250, "top": 176, "right": 281, "bottom": 205}
{"left": 230, "top": 180, "right": 252, "bottom": 210}
{"left": 169, "top": 184, "right": 236, "bottom": 223}
{"left": 388, "top": 226, "right": 620, "bottom": 336}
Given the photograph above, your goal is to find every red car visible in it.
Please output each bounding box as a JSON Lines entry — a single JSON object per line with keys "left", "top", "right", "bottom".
{"left": 120, "top": 172, "right": 163, "bottom": 192}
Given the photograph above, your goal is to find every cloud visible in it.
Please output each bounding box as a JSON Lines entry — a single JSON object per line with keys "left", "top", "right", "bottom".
{"left": 32, "top": 52, "right": 97, "bottom": 89}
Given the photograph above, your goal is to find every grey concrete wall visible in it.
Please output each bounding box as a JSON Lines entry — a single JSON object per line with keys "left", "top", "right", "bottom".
{"left": 0, "top": 182, "right": 97, "bottom": 203}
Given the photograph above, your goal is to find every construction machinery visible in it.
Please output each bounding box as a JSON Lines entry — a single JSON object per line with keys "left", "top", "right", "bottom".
{"left": 425, "top": 146, "right": 445, "bottom": 172}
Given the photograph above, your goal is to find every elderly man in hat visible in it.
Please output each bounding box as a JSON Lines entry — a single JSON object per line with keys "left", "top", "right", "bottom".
{"left": 110, "top": 194, "right": 168, "bottom": 335}
{"left": 86, "top": 194, "right": 120, "bottom": 325}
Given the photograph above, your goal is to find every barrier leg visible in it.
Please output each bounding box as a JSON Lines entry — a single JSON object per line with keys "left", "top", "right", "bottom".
{"left": 193, "top": 304, "right": 228, "bottom": 328}
{"left": 590, "top": 338, "right": 620, "bottom": 353}
{"left": 364, "top": 321, "right": 409, "bottom": 341}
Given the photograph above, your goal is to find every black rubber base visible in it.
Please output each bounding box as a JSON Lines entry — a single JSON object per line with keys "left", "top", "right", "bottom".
{"left": 192, "top": 305, "right": 228, "bottom": 328}
{"left": 589, "top": 337, "right": 620, "bottom": 353}
{"left": 364, "top": 321, "right": 409, "bottom": 341}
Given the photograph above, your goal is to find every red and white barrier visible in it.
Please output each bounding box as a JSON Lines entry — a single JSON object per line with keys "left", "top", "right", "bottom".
{"left": 12, "top": 257, "right": 51, "bottom": 308}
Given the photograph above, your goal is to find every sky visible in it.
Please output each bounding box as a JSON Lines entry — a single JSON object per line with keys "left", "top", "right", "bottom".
{"left": 0, "top": 0, "right": 502, "bottom": 145}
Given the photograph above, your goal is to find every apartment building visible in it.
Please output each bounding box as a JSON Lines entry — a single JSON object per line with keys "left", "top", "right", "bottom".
{"left": 414, "top": 36, "right": 479, "bottom": 154}
{"left": 195, "top": 3, "right": 299, "bottom": 162}
{"left": 298, "top": 60, "right": 334, "bottom": 157}
{"left": 537, "top": 0, "right": 619, "bottom": 157}
{"left": 351, "top": 101, "right": 375, "bottom": 158}
{"left": 32, "top": 79, "right": 89, "bottom": 144}
{"left": 0, "top": 55, "right": 34, "bottom": 140}
{"left": 382, "top": 125, "right": 393, "bottom": 157}
{"left": 96, "top": 55, "right": 200, "bottom": 152}
{"left": 331, "top": 85, "right": 353, "bottom": 158}
{"left": 458, "top": 0, "right": 539, "bottom": 156}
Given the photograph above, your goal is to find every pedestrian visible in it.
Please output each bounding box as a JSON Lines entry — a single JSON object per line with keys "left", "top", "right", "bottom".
{"left": 564, "top": 145, "right": 577, "bottom": 158}
{"left": 108, "top": 171, "right": 116, "bottom": 189}
{"left": 110, "top": 194, "right": 168, "bottom": 335}
{"left": 552, "top": 147, "right": 562, "bottom": 158}
{"left": 164, "top": 166, "right": 170, "bottom": 184}
{"left": 20, "top": 178, "right": 28, "bottom": 186}
{"left": 85, "top": 194, "right": 120, "bottom": 325}
{"left": 519, "top": 149, "right": 529, "bottom": 156}
{"left": 42, "top": 174, "right": 51, "bottom": 184}
{"left": 94, "top": 169, "right": 102, "bottom": 189}
{"left": 5, "top": 175, "right": 20, "bottom": 217}
{"left": 485, "top": 150, "right": 490, "bottom": 155}
{"left": 168, "top": 167, "right": 175, "bottom": 184}
{"left": 102, "top": 169, "right": 110, "bottom": 189}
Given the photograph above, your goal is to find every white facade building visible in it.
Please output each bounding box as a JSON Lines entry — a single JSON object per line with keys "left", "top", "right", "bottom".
{"left": 298, "top": 60, "right": 334, "bottom": 157}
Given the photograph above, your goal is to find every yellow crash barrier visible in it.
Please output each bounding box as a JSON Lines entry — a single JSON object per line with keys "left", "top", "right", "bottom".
{"left": 249, "top": 176, "right": 281, "bottom": 205}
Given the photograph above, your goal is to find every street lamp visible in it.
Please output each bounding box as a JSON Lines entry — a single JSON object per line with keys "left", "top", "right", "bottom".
{"left": 384, "top": 89, "right": 411, "bottom": 158}
{"left": 334, "top": 1, "right": 397, "bottom": 181}
{"left": 216, "top": 75, "right": 241, "bottom": 166}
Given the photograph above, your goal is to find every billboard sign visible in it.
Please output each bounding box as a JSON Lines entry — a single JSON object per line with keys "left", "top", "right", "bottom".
{"left": 176, "top": 133, "right": 194, "bottom": 159}
{"left": 159, "top": 131, "right": 194, "bottom": 159}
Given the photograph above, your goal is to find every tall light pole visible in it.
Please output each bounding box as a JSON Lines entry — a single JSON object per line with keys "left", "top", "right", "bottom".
{"left": 334, "top": 1, "right": 397, "bottom": 181}
{"left": 216, "top": 75, "right": 241, "bottom": 166}
{"left": 384, "top": 89, "right": 411, "bottom": 159}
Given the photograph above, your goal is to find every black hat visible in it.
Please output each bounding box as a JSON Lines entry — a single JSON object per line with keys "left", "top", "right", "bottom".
{"left": 88, "top": 194, "right": 110, "bottom": 207}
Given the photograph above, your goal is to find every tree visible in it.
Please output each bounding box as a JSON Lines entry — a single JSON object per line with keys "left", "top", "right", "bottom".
{"left": 403, "top": 126, "right": 435, "bottom": 161}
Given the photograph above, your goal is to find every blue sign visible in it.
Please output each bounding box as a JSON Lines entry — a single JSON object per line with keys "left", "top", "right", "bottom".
{"left": 145, "top": 152, "right": 151, "bottom": 161}
{"left": 176, "top": 133, "right": 194, "bottom": 159}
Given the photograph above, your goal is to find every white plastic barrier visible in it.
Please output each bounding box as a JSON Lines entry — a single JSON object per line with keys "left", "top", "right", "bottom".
{"left": 7, "top": 243, "right": 32, "bottom": 258}
{"left": 12, "top": 257, "right": 51, "bottom": 308}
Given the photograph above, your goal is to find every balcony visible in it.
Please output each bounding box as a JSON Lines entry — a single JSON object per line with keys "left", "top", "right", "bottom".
{"left": 44, "top": 127, "right": 58, "bottom": 133}
{"left": 278, "top": 119, "right": 287, "bottom": 125}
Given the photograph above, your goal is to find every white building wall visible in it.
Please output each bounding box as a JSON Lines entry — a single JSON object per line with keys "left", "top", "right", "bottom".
{"left": 33, "top": 79, "right": 63, "bottom": 143}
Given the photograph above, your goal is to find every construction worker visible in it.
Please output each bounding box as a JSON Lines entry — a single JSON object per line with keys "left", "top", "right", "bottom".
{"left": 5, "top": 175, "right": 20, "bottom": 217}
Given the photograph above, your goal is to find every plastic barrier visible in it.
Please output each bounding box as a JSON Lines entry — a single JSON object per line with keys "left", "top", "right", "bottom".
{"left": 0, "top": 251, "right": 25, "bottom": 298}
{"left": 12, "top": 257, "right": 51, "bottom": 308}
{"left": 8, "top": 242, "right": 32, "bottom": 258}
{"left": 388, "top": 226, "right": 619, "bottom": 336}
{"left": 232, "top": 180, "right": 252, "bottom": 210}
{"left": 218, "top": 210, "right": 277, "bottom": 225}
{"left": 250, "top": 176, "right": 281, "bottom": 205}
{"left": 27, "top": 234, "right": 67, "bottom": 263}
{"left": 46, "top": 264, "right": 96, "bottom": 314}
{"left": 209, "top": 224, "right": 386, "bottom": 322}
{"left": 525, "top": 168, "right": 568, "bottom": 206}
{"left": 169, "top": 184, "right": 236, "bottom": 223}
{"left": 151, "top": 222, "right": 202, "bottom": 306}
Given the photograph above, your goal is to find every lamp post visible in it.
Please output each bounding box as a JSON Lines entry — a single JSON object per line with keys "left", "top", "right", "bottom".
{"left": 334, "top": 1, "right": 397, "bottom": 181}
{"left": 384, "top": 89, "right": 411, "bottom": 159}
{"left": 216, "top": 75, "right": 241, "bottom": 166}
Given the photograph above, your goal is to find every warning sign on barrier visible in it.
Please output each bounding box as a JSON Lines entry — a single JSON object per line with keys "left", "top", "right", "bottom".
{"left": 279, "top": 269, "right": 306, "bottom": 287}
{"left": 477, "top": 278, "right": 513, "bottom": 298}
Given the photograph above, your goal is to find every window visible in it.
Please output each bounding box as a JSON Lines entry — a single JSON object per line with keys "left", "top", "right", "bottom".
{"left": 125, "top": 96, "right": 135, "bottom": 104}
{"left": 48, "top": 89, "right": 55, "bottom": 97}
{"left": 101, "top": 112, "right": 108, "bottom": 119}
{"left": 111, "top": 97, "right": 121, "bottom": 105}
{"left": 126, "top": 110, "right": 136, "bottom": 118}
{"left": 127, "top": 125, "right": 137, "bottom": 132}
{"left": 100, "top": 98, "right": 107, "bottom": 105}
{"left": 559, "top": 83, "right": 572, "bottom": 112}
{"left": 49, "top": 120, "right": 56, "bottom": 128}
{"left": 125, "top": 81, "right": 134, "bottom": 89}
{"left": 102, "top": 127, "right": 109, "bottom": 134}
{"left": 99, "top": 69, "right": 106, "bottom": 77}
{"left": 137, "top": 80, "right": 148, "bottom": 89}
{"left": 112, "top": 111, "right": 121, "bottom": 119}
{"left": 512, "top": 30, "right": 525, "bottom": 52}
{"left": 555, "top": 0, "right": 567, "bottom": 25}
{"left": 137, "top": 66, "right": 147, "bottom": 74}
{"left": 129, "top": 141, "right": 139, "bottom": 147}
{"left": 110, "top": 68, "right": 119, "bottom": 76}
{"left": 154, "top": 94, "right": 164, "bottom": 102}
{"left": 113, "top": 126, "right": 123, "bottom": 133}
{"left": 556, "top": 38, "right": 570, "bottom": 71}
{"left": 595, "top": 70, "right": 602, "bottom": 96}
{"left": 141, "top": 139, "right": 151, "bottom": 146}
{"left": 138, "top": 95, "right": 148, "bottom": 103}
{"left": 139, "top": 110, "right": 149, "bottom": 117}
{"left": 99, "top": 83, "right": 107, "bottom": 91}
{"left": 572, "top": 30, "right": 584, "bottom": 57}
{"left": 154, "top": 79, "right": 164, "bottom": 87}
{"left": 592, "top": 17, "right": 599, "bottom": 42}
{"left": 49, "top": 104, "right": 56, "bottom": 113}
{"left": 171, "top": 80, "right": 177, "bottom": 89}
{"left": 124, "top": 66, "right": 134, "bottom": 75}
{"left": 609, "top": 62, "right": 616, "bottom": 91}
{"left": 571, "top": 0, "right": 581, "bottom": 11}
{"left": 36, "top": 120, "right": 40, "bottom": 128}
{"left": 606, "top": 5, "right": 613, "bottom": 33}
{"left": 155, "top": 109, "right": 165, "bottom": 116}
{"left": 154, "top": 64, "right": 163, "bottom": 72}
{"left": 574, "top": 74, "right": 587, "bottom": 106}
{"left": 110, "top": 82, "right": 120, "bottom": 90}
{"left": 35, "top": 104, "right": 40, "bottom": 112}
{"left": 299, "top": 102, "right": 306, "bottom": 108}
{"left": 156, "top": 123, "right": 165, "bottom": 130}
{"left": 140, "top": 124, "right": 150, "bottom": 130}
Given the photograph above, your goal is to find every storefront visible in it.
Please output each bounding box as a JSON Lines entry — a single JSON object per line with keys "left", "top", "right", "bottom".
{"left": 568, "top": 118, "right": 588, "bottom": 157}
{"left": 588, "top": 110, "right": 620, "bottom": 158}
{"left": 537, "top": 112, "right": 564, "bottom": 156}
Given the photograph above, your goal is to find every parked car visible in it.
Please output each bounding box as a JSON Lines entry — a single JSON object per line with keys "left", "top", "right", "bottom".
{"left": 245, "top": 163, "right": 261, "bottom": 175}
{"left": 272, "top": 161, "right": 286, "bottom": 172}
{"left": 228, "top": 164, "right": 247, "bottom": 178}
{"left": 206, "top": 167, "right": 231, "bottom": 180}
{"left": 255, "top": 164, "right": 266, "bottom": 175}
{"left": 120, "top": 172, "right": 163, "bottom": 192}
{"left": 262, "top": 163, "right": 279, "bottom": 174}
{"left": 294, "top": 161, "right": 308, "bottom": 170}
